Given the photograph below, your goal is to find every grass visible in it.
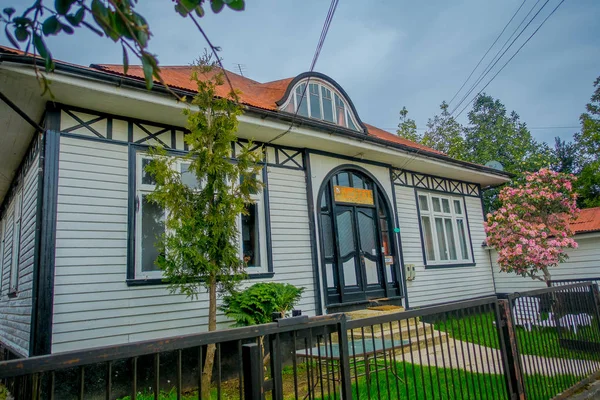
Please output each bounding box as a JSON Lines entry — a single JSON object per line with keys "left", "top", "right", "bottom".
{"left": 117, "top": 360, "right": 575, "bottom": 400}
{"left": 0, "top": 384, "right": 9, "bottom": 400}
{"left": 434, "top": 310, "right": 600, "bottom": 361}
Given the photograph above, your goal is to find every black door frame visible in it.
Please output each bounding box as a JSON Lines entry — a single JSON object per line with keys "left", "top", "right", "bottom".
{"left": 316, "top": 165, "right": 403, "bottom": 307}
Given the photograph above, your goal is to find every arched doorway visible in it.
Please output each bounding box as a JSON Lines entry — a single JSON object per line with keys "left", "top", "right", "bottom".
{"left": 317, "top": 166, "right": 403, "bottom": 306}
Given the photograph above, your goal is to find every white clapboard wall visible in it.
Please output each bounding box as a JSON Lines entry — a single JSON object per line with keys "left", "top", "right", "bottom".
{"left": 491, "top": 234, "right": 600, "bottom": 294}
{"left": 394, "top": 185, "right": 495, "bottom": 307}
{"left": 0, "top": 155, "right": 39, "bottom": 356}
{"left": 52, "top": 135, "right": 317, "bottom": 353}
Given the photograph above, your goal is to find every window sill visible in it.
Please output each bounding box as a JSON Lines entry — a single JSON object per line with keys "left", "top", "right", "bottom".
{"left": 424, "top": 262, "right": 476, "bottom": 269}
{"left": 126, "top": 272, "right": 275, "bottom": 286}
{"left": 7, "top": 291, "right": 17, "bottom": 299}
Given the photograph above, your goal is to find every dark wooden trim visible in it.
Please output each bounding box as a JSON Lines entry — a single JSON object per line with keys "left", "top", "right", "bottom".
{"left": 413, "top": 188, "right": 429, "bottom": 267}
{"left": 262, "top": 165, "right": 274, "bottom": 274}
{"left": 392, "top": 169, "right": 482, "bottom": 198}
{"left": 423, "top": 262, "right": 477, "bottom": 270}
{"left": 303, "top": 150, "right": 323, "bottom": 315}
{"left": 389, "top": 168, "right": 409, "bottom": 309}
{"left": 126, "top": 144, "right": 136, "bottom": 281}
{"left": 31, "top": 123, "right": 60, "bottom": 356}
{"left": 126, "top": 272, "right": 276, "bottom": 286}
{"left": 462, "top": 196, "right": 477, "bottom": 264}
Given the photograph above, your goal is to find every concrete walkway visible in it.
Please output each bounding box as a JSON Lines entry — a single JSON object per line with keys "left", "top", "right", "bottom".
{"left": 404, "top": 337, "right": 600, "bottom": 377}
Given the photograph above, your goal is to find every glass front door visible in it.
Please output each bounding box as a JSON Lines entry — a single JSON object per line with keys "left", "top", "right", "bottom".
{"left": 319, "top": 169, "right": 402, "bottom": 305}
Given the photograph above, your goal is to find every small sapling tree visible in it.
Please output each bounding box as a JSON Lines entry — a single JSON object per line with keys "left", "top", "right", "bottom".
{"left": 144, "top": 55, "right": 262, "bottom": 398}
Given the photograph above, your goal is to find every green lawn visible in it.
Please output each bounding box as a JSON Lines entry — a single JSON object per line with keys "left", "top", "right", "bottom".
{"left": 434, "top": 310, "right": 600, "bottom": 361}
{"left": 118, "top": 360, "right": 575, "bottom": 400}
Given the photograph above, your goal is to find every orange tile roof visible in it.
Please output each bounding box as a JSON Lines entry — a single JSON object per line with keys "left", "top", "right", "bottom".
{"left": 0, "top": 44, "right": 444, "bottom": 156}
{"left": 92, "top": 64, "right": 444, "bottom": 155}
{"left": 572, "top": 207, "right": 600, "bottom": 234}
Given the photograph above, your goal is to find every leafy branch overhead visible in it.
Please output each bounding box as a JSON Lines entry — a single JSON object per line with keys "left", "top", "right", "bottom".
{"left": 0, "top": 0, "right": 245, "bottom": 94}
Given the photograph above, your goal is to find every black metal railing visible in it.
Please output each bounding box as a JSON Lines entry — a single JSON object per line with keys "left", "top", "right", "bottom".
{"left": 1, "top": 284, "right": 599, "bottom": 399}
{"left": 507, "top": 282, "right": 600, "bottom": 399}
{"left": 550, "top": 277, "right": 600, "bottom": 288}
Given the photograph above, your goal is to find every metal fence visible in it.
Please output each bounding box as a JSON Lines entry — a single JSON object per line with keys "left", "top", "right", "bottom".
{"left": 550, "top": 277, "right": 600, "bottom": 289}
{"left": 1, "top": 284, "right": 599, "bottom": 399}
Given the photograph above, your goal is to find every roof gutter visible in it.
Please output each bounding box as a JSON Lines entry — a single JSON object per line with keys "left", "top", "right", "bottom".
{"left": 0, "top": 51, "right": 512, "bottom": 181}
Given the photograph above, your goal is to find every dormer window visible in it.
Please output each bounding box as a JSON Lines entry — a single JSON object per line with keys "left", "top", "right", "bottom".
{"left": 282, "top": 80, "right": 360, "bottom": 131}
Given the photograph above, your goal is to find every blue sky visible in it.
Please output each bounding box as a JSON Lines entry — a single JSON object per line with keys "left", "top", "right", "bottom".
{"left": 1, "top": 0, "right": 598, "bottom": 145}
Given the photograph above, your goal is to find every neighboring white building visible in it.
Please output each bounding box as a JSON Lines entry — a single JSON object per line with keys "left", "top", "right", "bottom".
{"left": 491, "top": 207, "right": 600, "bottom": 294}
{"left": 0, "top": 46, "right": 510, "bottom": 357}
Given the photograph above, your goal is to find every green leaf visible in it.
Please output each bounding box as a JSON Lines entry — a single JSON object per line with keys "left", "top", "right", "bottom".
{"left": 3, "top": 7, "right": 15, "bottom": 17}
{"left": 122, "top": 45, "right": 129, "bottom": 74}
{"left": 174, "top": 3, "right": 189, "bottom": 17}
{"left": 225, "top": 0, "right": 244, "bottom": 10}
{"left": 14, "top": 26, "right": 29, "bottom": 42}
{"left": 66, "top": 7, "right": 85, "bottom": 26}
{"left": 55, "top": 0, "right": 76, "bottom": 15}
{"left": 42, "top": 16, "right": 60, "bottom": 36}
{"left": 60, "top": 22, "right": 74, "bottom": 34}
{"left": 132, "top": 13, "right": 149, "bottom": 47}
{"left": 195, "top": 5, "right": 205, "bottom": 17}
{"left": 211, "top": 0, "right": 224, "bottom": 13}
{"left": 4, "top": 26, "right": 20, "bottom": 49}
{"left": 13, "top": 17, "right": 30, "bottom": 26}
{"left": 32, "top": 32, "right": 53, "bottom": 71}
{"left": 141, "top": 54, "right": 154, "bottom": 90}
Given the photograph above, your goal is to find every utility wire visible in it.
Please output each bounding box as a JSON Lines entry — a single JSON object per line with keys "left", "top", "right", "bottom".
{"left": 268, "top": 0, "right": 339, "bottom": 144}
{"left": 448, "top": 0, "right": 527, "bottom": 106}
{"left": 454, "top": 0, "right": 566, "bottom": 118}
{"left": 450, "top": 0, "right": 548, "bottom": 116}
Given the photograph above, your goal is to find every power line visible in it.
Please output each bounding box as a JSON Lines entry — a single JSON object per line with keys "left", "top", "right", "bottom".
{"left": 268, "top": 0, "right": 339, "bottom": 144}
{"left": 450, "top": 0, "right": 549, "bottom": 116}
{"left": 447, "top": 0, "right": 527, "bottom": 107}
{"left": 454, "top": 0, "right": 566, "bottom": 118}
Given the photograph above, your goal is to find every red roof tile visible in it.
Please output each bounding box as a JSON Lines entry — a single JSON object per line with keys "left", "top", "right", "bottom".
{"left": 572, "top": 207, "right": 600, "bottom": 234}
{"left": 91, "top": 64, "right": 442, "bottom": 154}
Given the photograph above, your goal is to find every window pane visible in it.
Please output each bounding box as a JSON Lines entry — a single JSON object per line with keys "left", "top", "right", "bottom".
{"left": 418, "top": 195, "right": 429, "bottom": 211}
{"left": 242, "top": 203, "right": 261, "bottom": 267}
{"left": 141, "top": 195, "right": 164, "bottom": 272}
{"left": 284, "top": 96, "right": 295, "bottom": 113}
{"left": 357, "top": 211, "right": 376, "bottom": 254}
{"left": 326, "top": 263, "right": 335, "bottom": 288}
{"left": 381, "top": 228, "right": 390, "bottom": 255}
{"left": 336, "top": 210, "right": 355, "bottom": 258}
{"left": 445, "top": 218, "right": 457, "bottom": 260}
{"left": 435, "top": 217, "right": 448, "bottom": 260}
{"left": 364, "top": 258, "right": 379, "bottom": 285}
{"left": 454, "top": 200, "right": 462, "bottom": 215}
{"left": 180, "top": 163, "right": 200, "bottom": 190}
{"left": 321, "top": 214, "right": 334, "bottom": 259}
{"left": 309, "top": 83, "right": 322, "bottom": 119}
{"left": 336, "top": 172, "right": 350, "bottom": 187}
{"left": 296, "top": 84, "right": 308, "bottom": 117}
{"left": 141, "top": 158, "right": 156, "bottom": 186}
{"left": 347, "top": 113, "right": 357, "bottom": 130}
{"left": 442, "top": 198, "right": 451, "bottom": 213}
{"left": 432, "top": 197, "right": 441, "bottom": 212}
{"left": 421, "top": 216, "right": 435, "bottom": 261}
{"left": 335, "top": 94, "right": 346, "bottom": 127}
{"left": 342, "top": 258, "right": 357, "bottom": 286}
{"left": 352, "top": 173, "right": 365, "bottom": 189}
{"left": 320, "top": 188, "right": 329, "bottom": 211}
{"left": 386, "top": 263, "right": 394, "bottom": 283}
{"left": 457, "top": 219, "right": 469, "bottom": 260}
{"left": 321, "top": 87, "right": 334, "bottom": 122}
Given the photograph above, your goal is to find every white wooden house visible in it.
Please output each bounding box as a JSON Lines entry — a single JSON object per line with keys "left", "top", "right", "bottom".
{"left": 491, "top": 207, "right": 600, "bottom": 294}
{"left": 0, "top": 46, "right": 510, "bottom": 358}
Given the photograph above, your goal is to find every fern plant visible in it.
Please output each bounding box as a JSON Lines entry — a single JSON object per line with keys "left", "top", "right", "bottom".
{"left": 220, "top": 282, "right": 305, "bottom": 327}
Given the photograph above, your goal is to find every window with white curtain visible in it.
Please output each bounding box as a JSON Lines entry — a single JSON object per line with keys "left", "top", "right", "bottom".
{"left": 281, "top": 79, "right": 361, "bottom": 131}
{"left": 417, "top": 192, "right": 472, "bottom": 265}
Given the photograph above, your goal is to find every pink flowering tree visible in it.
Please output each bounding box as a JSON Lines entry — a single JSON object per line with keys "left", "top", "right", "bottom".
{"left": 485, "top": 169, "right": 579, "bottom": 283}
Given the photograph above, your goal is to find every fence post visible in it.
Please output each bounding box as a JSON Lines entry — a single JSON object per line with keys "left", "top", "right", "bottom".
{"left": 242, "top": 343, "right": 263, "bottom": 400}
{"left": 496, "top": 299, "right": 526, "bottom": 400}
{"left": 337, "top": 314, "right": 352, "bottom": 399}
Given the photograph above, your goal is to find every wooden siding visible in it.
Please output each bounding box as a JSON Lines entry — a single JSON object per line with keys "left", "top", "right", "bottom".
{"left": 491, "top": 234, "right": 600, "bottom": 293}
{"left": 52, "top": 135, "right": 316, "bottom": 353}
{"left": 395, "top": 186, "right": 495, "bottom": 307}
{"left": 0, "top": 156, "right": 39, "bottom": 356}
